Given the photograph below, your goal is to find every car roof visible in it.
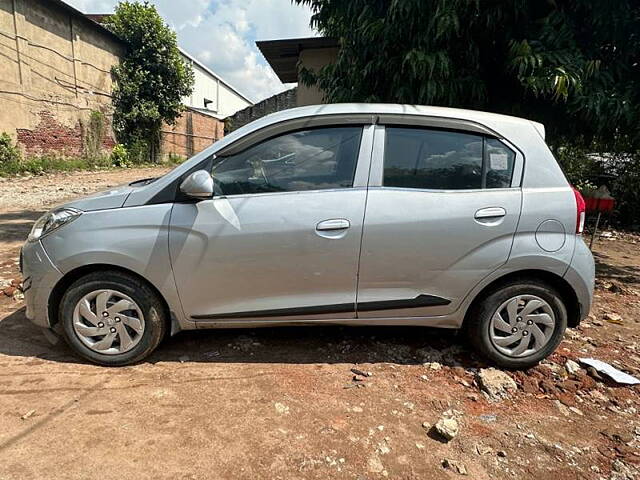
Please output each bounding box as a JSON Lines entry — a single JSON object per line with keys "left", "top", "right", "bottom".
{"left": 263, "top": 102, "right": 535, "bottom": 127}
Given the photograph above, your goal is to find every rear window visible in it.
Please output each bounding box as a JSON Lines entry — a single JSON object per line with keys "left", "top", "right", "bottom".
{"left": 383, "top": 127, "right": 515, "bottom": 190}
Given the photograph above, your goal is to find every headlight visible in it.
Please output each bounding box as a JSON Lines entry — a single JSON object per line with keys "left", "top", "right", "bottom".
{"left": 28, "top": 208, "right": 82, "bottom": 242}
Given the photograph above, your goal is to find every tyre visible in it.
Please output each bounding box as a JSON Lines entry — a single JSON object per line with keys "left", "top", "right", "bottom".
{"left": 465, "top": 279, "right": 568, "bottom": 369}
{"left": 59, "top": 270, "right": 167, "bottom": 366}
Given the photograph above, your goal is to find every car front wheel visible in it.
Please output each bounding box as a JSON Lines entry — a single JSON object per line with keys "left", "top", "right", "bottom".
{"left": 59, "top": 271, "right": 167, "bottom": 366}
{"left": 466, "top": 280, "right": 568, "bottom": 369}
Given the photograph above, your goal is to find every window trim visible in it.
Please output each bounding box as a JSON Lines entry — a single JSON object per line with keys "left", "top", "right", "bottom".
{"left": 204, "top": 124, "right": 375, "bottom": 199}
{"left": 377, "top": 114, "right": 498, "bottom": 137}
{"left": 217, "top": 114, "right": 377, "bottom": 157}
{"left": 217, "top": 113, "right": 502, "bottom": 158}
{"left": 480, "top": 137, "right": 489, "bottom": 189}
{"left": 207, "top": 185, "right": 371, "bottom": 201}
{"left": 368, "top": 125, "right": 524, "bottom": 190}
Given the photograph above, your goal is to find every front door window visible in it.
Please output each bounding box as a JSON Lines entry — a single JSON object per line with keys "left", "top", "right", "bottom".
{"left": 211, "top": 127, "right": 363, "bottom": 195}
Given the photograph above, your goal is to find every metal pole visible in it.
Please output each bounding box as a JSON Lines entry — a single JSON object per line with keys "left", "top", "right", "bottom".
{"left": 590, "top": 211, "right": 601, "bottom": 249}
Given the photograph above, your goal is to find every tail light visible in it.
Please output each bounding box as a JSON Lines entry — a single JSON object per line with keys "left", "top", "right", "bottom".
{"left": 572, "top": 187, "right": 586, "bottom": 234}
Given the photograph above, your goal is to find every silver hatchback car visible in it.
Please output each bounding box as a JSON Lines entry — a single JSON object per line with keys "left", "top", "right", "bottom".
{"left": 21, "top": 104, "right": 594, "bottom": 367}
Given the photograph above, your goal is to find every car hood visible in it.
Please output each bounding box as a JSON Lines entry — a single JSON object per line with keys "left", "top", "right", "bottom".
{"left": 61, "top": 183, "right": 135, "bottom": 211}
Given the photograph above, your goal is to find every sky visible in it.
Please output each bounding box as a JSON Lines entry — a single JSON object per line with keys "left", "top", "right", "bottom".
{"left": 65, "top": 0, "right": 317, "bottom": 103}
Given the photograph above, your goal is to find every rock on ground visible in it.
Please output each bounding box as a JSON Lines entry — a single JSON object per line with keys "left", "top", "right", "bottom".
{"left": 442, "top": 458, "right": 468, "bottom": 475}
{"left": 434, "top": 416, "right": 460, "bottom": 441}
{"left": 565, "top": 359, "right": 581, "bottom": 375}
{"left": 476, "top": 368, "right": 517, "bottom": 401}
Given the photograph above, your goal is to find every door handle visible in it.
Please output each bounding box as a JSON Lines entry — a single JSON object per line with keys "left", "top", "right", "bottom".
{"left": 475, "top": 207, "right": 506, "bottom": 219}
{"left": 316, "top": 218, "right": 351, "bottom": 231}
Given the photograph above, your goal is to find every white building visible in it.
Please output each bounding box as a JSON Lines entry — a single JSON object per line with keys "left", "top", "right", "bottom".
{"left": 180, "top": 49, "right": 253, "bottom": 119}
{"left": 84, "top": 13, "right": 253, "bottom": 119}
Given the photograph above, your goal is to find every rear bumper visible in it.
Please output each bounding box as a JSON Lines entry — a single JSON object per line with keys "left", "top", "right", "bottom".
{"left": 21, "top": 241, "right": 63, "bottom": 328}
{"left": 564, "top": 237, "right": 595, "bottom": 322}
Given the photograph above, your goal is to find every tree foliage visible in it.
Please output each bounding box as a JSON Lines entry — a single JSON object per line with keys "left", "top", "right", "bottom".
{"left": 295, "top": 0, "right": 640, "bottom": 226}
{"left": 0, "top": 132, "right": 21, "bottom": 168}
{"left": 295, "top": 0, "right": 639, "bottom": 148}
{"left": 107, "top": 2, "right": 194, "bottom": 161}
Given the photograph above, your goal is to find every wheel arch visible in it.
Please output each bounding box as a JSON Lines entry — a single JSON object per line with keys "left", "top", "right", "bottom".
{"left": 48, "top": 264, "right": 171, "bottom": 330}
{"left": 463, "top": 269, "right": 581, "bottom": 328}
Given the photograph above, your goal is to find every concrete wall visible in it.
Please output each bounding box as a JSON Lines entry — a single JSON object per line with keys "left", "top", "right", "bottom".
{"left": 161, "top": 107, "right": 224, "bottom": 159}
{"left": 182, "top": 54, "right": 253, "bottom": 118}
{"left": 225, "top": 88, "right": 297, "bottom": 133}
{"left": 0, "top": 0, "right": 123, "bottom": 155}
{"left": 297, "top": 47, "right": 338, "bottom": 106}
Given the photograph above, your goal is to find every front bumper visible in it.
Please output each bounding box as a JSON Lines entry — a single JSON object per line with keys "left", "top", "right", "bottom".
{"left": 21, "top": 240, "right": 63, "bottom": 328}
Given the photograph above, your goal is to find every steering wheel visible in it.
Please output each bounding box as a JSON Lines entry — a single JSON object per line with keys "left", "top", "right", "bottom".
{"left": 258, "top": 152, "right": 297, "bottom": 185}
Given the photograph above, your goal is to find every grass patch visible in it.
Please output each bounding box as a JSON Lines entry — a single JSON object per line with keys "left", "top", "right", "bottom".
{"left": 0, "top": 131, "right": 188, "bottom": 177}
{"left": 0, "top": 154, "right": 108, "bottom": 177}
{"left": 0, "top": 152, "right": 187, "bottom": 177}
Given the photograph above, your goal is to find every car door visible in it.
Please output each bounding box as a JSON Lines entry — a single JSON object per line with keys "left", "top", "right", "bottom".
{"left": 169, "top": 124, "right": 373, "bottom": 323}
{"left": 357, "top": 124, "right": 523, "bottom": 318}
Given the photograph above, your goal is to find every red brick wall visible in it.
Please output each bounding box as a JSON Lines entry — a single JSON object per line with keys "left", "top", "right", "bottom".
{"left": 16, "top": 109, "right": 221, "bottom": 159}
{"left": 162, "top": 108, "right": 224, "bottom": 159}
{"left": 16, "top": 111, "right": 116, "bottom": 156}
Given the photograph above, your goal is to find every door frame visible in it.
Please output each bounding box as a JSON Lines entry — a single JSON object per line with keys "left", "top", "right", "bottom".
{"left": 206, "top": 123, "right": 377, "bottom": 201}
{"left": 171, "top": 123, "right": 378, "bottom": 327}
{"left": 366, "top": 124, "right": 525, "bottom": 189}
{"left": 354, "top": 123, "right": 525, "bottom": 319}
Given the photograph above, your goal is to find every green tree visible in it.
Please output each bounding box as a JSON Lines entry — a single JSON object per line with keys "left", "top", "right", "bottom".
{"left": 295, "top": 0, "right": 640, "bottom": 226}
{"left": 295, "top": 0, "right": 639, "bottom": 149}
{"left": 107, "top": 1, "right": 194, "bottom": 162}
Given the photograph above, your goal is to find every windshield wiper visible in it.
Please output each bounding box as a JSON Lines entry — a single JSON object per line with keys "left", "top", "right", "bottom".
{"left": 129, "top": 177, "right": 158, "bottom": 186}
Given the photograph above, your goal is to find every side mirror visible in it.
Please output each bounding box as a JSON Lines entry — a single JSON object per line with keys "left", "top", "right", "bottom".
{"left": 180, "top": 170, "right": 214, "bottom": 200}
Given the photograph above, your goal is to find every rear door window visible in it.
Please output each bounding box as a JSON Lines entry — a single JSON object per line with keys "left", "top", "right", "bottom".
{"left": 383, "top": 127, "right": 515, "bottom": 190}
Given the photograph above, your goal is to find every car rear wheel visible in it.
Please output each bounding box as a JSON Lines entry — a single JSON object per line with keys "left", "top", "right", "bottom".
{"left": 465, "top": 280, "right": 568, "bottom": 369}
{"left": 59, "top": 271, "right": 167, "bottom": 366}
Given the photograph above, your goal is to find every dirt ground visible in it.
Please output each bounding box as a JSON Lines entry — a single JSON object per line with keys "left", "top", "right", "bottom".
{"left": 0, "top": 168, "right": 638, "bottom": 480}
